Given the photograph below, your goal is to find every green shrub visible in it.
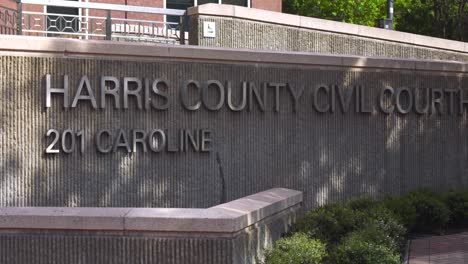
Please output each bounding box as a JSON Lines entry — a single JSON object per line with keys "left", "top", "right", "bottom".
{"left": 405, "top": 189, "right": 450, "bottom": 233}
{"left": 332, "top": 234, "right": 400, "bottom": 264}
{"left": 365, "top": 206, "right": 407, "bottom": 248}
{"left": 292, "top": 204, "right": 364, "bottom": 244}
{"left": 264, "top": 233, "right": 327, "bottom": 264}
{"left": 381, "top": 196, "right": 417, "bottom": 231}
{"left": 442, "top": 189, "right": 468, "bottom": 227}
{"left": 344, "top": 224, "right": 398, "bottom": 251}
{"left": 279, "top": 189, "right": 466, "bottom": 264}
{"left": 293, "top": 198, "right": 407, "bottom": 246}
{"left": 292, "top": 207, "right": 338, "bottom": 243}
{"left": 326, "top": 203, "right": 367, "bottom": 235}
{"left": 346, "top": 196, "right": 376, "bottom": 211}
{"left": 344, "top": 197, "right": 407, "bottom": 248}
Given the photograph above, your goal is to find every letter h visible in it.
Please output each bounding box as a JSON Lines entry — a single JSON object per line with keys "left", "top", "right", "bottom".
{"left": 46, "top": 74, "right": 69, "bottom": 108}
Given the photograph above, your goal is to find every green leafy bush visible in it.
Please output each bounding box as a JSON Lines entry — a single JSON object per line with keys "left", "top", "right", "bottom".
{"left": 292, "top": 204, "right": 364, "bottom": 244}
{"left": 381, "top": 196, "right": 417, "bottom": 231}
{"left": 292, "top": 207, "right": 338, "bottom": 243}
{"left": 325, "top": 203, "right": 367, "bottom": 237}
{"left": 331, "top": 234, "right": 400, "bottom": 264}
{"left": 346, "top": 196, "right": 376, "bottom": 211}
{"left": 293, "top": 198, "right": 407, "bottom": 246}
{"left": 272, "top": 189, "right": 468, "bottom": 264}
{"left": 264, "top": 233, "right": 327, "bottom": 264}
{"left": 442, "top": 189, "right": 468, "bottom": 227}
{"left": 364, "top": 207, "right": 407, "bottom": 249}
{"left": 405, "top": 190, "right": 450, "bottom": 233}
{"left": 343, "top": 224, "right": 398, "bottom": 251}
{"left": 344, "top": 197, "right": 407, "bottom": 248}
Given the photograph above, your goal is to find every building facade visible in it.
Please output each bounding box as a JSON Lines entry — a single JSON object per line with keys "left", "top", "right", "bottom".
{"left": 0, "top": 0, "right": 282, "bottom": 16}
{"left": 0, "top": 0, "right": 281, "bottom": 41}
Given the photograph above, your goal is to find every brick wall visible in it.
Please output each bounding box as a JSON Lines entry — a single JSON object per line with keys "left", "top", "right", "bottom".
{"left": 251, "top": 0, "right": 281, "bottom": 12}
{"left": 0, "top": 0, "right": 281, "bottom": 25}
{"left": 0, "top": 0, "right": 280, "bottom": 39}
{"left": 0, "top": 0, "right": 16, "bottom": 9}
{"left": 0, "top": 0, "right": 282, "bottom": 14}
{"left": 0, "top": 0, "right": 165, "bottom": 39}
{"left": 88, "top": 0, "right": 164, "bottom": 22}
{"left": 0, "top": 0, "right": 165, "bottom": 24}
{"left": 0, "top": 0, "right": 41, "bottom": 12}
{"left": 0, "top": 0, "right": 42, "bottom": 35}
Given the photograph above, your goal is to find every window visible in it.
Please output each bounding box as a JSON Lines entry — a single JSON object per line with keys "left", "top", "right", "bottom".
{"left": 166, "top": 0, "right": 194, "bottom": 10}
{"left": 46, "top": 0, "right": 80, "bottom": 36}
{"left": 166, "top": 0, "right": 193, "bottom": 28}
{"left": 166, "top": 0, "right": 249, "bottom": 7}
{"left": 197, "top": 0, "right": 219, "bottom": 4}
{"left": 220, "top": 0, "right": 248, "bottom": 6}
{"left": 166, "top": 0, "right": 250, "bottom": 27}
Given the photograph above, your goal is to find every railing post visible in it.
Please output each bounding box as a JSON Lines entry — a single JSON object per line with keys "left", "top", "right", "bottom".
{"left": 179, "top": 12, "right": 187, "bottom": 45}
{"left": 105, "top": 10, "right": 111, "bottom": 40}
{"left": 16, "top": 0, "right": 22, "bottom": 35}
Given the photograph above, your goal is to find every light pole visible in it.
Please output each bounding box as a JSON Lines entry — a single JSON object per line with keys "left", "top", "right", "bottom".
{"left": 387, "top": 0, "right": 394, "bottom": 29}
{"left": 376, "top": 0, "right": 394, "bottom": 30}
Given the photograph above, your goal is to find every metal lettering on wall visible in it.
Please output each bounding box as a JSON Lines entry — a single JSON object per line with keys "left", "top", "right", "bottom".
{"left": 45, "top": 74, "right": 468, "bottom": 155}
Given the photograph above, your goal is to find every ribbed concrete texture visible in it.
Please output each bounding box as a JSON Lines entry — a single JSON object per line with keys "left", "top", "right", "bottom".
{"left": 0, "top": 47, "right": 467, "bottom": 210}
{"left": 0, "top": 211, "right": 294, "bottom": 264}
{"left": 0, "top": 234, "right": 233, "bottom": 264}
{"left": 0, "top": 188, "right": 301, "bottom": 264}
{"left": 189, "top": 15, "right": 468, "bottom": 62}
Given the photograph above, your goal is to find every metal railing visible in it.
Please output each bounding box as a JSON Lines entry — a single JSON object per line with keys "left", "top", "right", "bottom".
{"left": 0, "top": 4, "right": 19, "bottom": 35}
{"left": 1, "top": 0, "right": 188, "bottom": 44}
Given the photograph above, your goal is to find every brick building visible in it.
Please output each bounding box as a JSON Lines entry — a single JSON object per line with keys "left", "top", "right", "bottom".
{"left": 0, "top": 0, "right": 281, "bottom": 40}
{"left": 0, "top": 0, "right": 282, "bottom": 16}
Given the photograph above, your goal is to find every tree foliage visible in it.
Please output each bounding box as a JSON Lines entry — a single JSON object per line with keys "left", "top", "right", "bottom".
{"left": 395, "top": 0, "right": 468, "bottom": 40}
{"left": 283, "top": 0, "right": 386, "bottom": 26}
{"left": 283, "top": 0, "right": 468, "bottom": 41}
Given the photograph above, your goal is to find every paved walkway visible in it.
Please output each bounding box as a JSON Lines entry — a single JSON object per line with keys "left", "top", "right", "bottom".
{"left": 409, "top": 232, "right": 468, "bottom": 264}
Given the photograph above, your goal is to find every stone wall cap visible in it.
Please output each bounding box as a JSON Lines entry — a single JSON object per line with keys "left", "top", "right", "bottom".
{"left": 0, "top": 207, "right": 131, "bottom": 230}
{"left": 188, "top": 3, "right": 468, "bottom": 54}
{"left": 1, "top": 35, "right": 468, "bottom": 73}
{"left": 0, "top": 188, "right": 302, "bottom": 233}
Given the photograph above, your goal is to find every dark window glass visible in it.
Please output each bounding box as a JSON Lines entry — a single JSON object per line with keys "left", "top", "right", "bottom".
{"left": 198, "top": 0, "right": 248, "bottom": 6}
{"left": 198, "top": 0, "right": 219, "bottom": 4}
{"left": 166, "top": 0, "right": 194, "bottom": 28}
{"left": 46, "top": 0, "right": 79, "bottom": 36}
{"left": 166, "top": 0, "right": 194, "bottom": 10}
{"left": 222, "top": 0, "right": 248, "bottom": 6}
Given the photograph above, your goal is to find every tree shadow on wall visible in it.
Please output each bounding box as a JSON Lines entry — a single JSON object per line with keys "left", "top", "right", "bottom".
{"left": 0, "top": 51, "right": 467, "bottom": 210}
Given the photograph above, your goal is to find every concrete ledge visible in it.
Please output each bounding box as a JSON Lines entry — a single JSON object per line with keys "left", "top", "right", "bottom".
{"left": 0, "top": 188, "right": 302, "bottom": 263}
{"left": 0, "top": 188, "right": 302, "bottom": 233}
{"left": 188, "top": 3, "right": 468, "bottom": 53}
{"left": 1, "top": 35, "right": 468, "bottom": 73}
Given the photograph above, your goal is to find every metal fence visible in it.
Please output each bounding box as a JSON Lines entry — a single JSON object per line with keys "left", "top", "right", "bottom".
{"left": 0, "top": 5, "right": 19, "bottom": 35}
{"left": 1, "top": 0, "right": 187, "bottom": 44}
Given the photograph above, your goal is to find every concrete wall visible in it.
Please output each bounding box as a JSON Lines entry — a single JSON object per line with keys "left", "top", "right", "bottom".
{"left": 0, "top": 188, "right": 302, "bottom": 264}
{"left": 188, "top": 4, "right": 468, "bottom": 62}
{"left": 0, "top": 36, "right": 468, "bottom": 210}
